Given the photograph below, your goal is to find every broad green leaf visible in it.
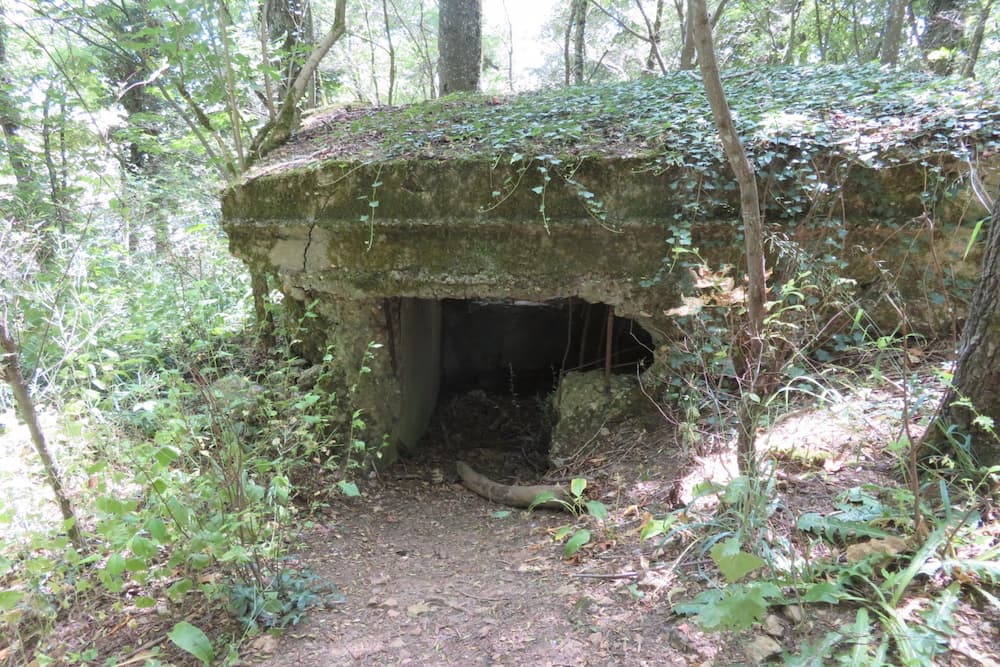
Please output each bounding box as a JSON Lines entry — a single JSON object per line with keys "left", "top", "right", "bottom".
{"left": 147, "top": 517, "right": 169, "bottom": 543}
{"left": 564, "top": 529, "right": 591, "bottom": 558}
{"left": 0, "top": 590, "right": 24, "bottom": 611}
{"left": 553, "top": 525, "right": 575, "bottom": 541}
{"left": 803, "top": 581, "right": 848, "bottom": 604}
{"left": 710, "top": 538, "right": 764, "bottom": 583}
{"left": 131, "top": 535, "right": 158, "bottom": 558}
{"left": 167, "top": 578, "right": 193, "bottom": 600}
{"left": 570, "top": 478, "right": 587, "bottom": 497}
{"left": 530, "top": 491, "right": 557, "bottom": 507}
{"left": 105, "top": 553, "right": 126, "bottom": 577}
{"left": 134, "top": 596, "right": 157, "bottom": 608}
{"left": 491, "top": 510, "right": 512, "bottom": 519}
{"left": 168, "top": 621, "right": 214, "bottom": 665}
{"left": 585, "top": 500, "right": 608, "bottom": 520}
{"left": 338, "top": 480, "right": 360, "bottom": 497}
{"left": 125, "top": 557, "right": 148, "bottom": 572}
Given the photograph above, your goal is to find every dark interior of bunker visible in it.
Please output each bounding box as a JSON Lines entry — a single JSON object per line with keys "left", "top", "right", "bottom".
{"left": 405, "top": 297, "right": 655, "bottom": 482}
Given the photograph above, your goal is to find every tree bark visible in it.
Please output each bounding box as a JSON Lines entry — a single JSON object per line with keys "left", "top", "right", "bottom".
{"left": 692, "top": 0, "right": 767, "bottom": 473}
{"left": 1, "top": 321, "right": 85, "bottom": 552}
{"left": 438, "top": 0, "right": 482, "bottom": 95}
{"left": 677, "top": 0, "right": 697, "bottom": 69}
{"left": 643, "top": 0, "right": 664, "bottom": 72}
{"left": 881, "top": 0, "right": 907, "bottom": 65}
{"left": 567, "top": 0, "right": 587, "bottom": 85}
{"left": 963, "top": 0, "right": 996, "bottom": 78}
{"left": 265, "top": 0, "right": 317, "bottom": 106}
{"left": 926, "top": 193, "right": 1000, "bottom": 466}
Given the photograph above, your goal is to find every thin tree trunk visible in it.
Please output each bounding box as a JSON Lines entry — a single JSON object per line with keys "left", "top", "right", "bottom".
{"left": 677, "top": 0, "right": 697, "bottom": 69}
{"left": 692, "top": 0, "right": 767, "bottom": 474}
{"left": 635, "top": 0, "right": 665, "bottom": 73}
{"left": 963, "top": 0, "right": 996, "bottom": 78}
{"left": 925, "top": 192, "right": 1000, "bottom": 465}
{"left": 0, "top": 322, "right": 85, "bottom": 552}
{"left": 572, "top": 0, "right": 587, "bottom": 84}
{"left": 252, "top": 270, "right": 276, "bottom": 348}
{"left": 380, "top": 0, "right": 396, "bottom": 105}
{"left": 782, "top": 0, "right": 803, "bottom": 65}
{"left": 813, "top": 0, "right": 828, "bottom": 61}
{"left": 249, "top": 0, "right": 347, "bottom": 160}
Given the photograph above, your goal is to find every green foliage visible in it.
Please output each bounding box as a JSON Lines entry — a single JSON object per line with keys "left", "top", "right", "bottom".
{"left": 674, "top": 581, "right": 784, "bottom": 630}
{"left": 227, "top": 568, "right": 344, "bottom": 631}
{"left": 327, "top": 66, "right": 999, "bottom": 188}
{"left": 168, "top": 621, "right": 214, "bottom": 665}
{"left": 797, "top": 487, "right": 895, "bottom": 541}
{"left": 532, "top": 478, "right": 609, "bottom": 558}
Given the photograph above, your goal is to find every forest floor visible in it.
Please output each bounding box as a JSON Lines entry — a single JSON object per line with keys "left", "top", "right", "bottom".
{"left": 4, "top": 364, "right": 1000, "bottom": 666}
{"left": 235, "top": 373, "right": 1000, "bottom": 667}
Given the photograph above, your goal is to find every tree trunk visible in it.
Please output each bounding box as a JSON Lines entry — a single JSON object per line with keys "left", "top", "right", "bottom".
{"left": 249, "top": 0, "right": 347, "bottom": 161}
{"left": 642, "top": 0, "right": 665, "bottom": 72}
{"left": 677, "top": 0, "right": 697, "bottom": 69}
{"left": 926, "top": 193, "right": 1000, "bottom": 466}
{"left": 919, "top": 0, "right": 966, "bottom": 74}
{"left": 381, "top": 0, "right": 397, "bottom": 105}
{"left": 252, "top": 270, "right": 276, "bottom": 348}
{"left": 265, "top": 0, "right": 317, "bottom": 107}
{"left": 881, "top": 0, "right": 907, "bottom": 65}
{"left": 691, "top": 0, "right": 767, "bottom": 474}
{"left": 438, "top": 0, "right": 482, "bottom": 94}
{"left": 0, "top": 321, "right": 85, "bottom": 552}
{"left": 963, "top": 0, "right": 996, "bottom": 78}
{"left": 568, "top": 0, "right": 587, "bottom": 85}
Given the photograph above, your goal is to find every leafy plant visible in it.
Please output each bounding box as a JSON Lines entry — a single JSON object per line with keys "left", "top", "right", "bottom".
{"left": 532, "top": 478, "right": 609, "bottom": 558}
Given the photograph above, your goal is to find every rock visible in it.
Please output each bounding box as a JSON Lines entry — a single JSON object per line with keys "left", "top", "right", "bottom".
{"left": 248, "top": 634, "right": 279, "bottom": 654}
{"left": 763, "top": 613, "right": 786, "bottom": 638}
{"left": 784, "top": 604, "right": 804, "bottom": 623}
{"left": 549, "top": 371, "right": 646, "bottom": 463}
{"left": 745, "top": 635, "right": 783, "bottom": 664}
{"left": 296, "top": 364, "right": 324, "bottom": 390}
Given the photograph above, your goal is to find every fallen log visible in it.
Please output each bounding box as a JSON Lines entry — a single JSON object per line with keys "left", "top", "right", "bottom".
{"left": 455, "top": 461, "right": 571, "bottom": 510}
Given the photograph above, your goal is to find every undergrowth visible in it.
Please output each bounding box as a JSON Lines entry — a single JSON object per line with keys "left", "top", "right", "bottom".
{"left": 0, "top": 225, "right": 379, "bottom": 664}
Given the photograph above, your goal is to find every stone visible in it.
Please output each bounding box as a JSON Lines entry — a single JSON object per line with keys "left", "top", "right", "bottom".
{"left": 745, "top": 635, "right": 783, "bottom": 664}
{"left": 763, "top": 613, "right": 786, "bottom": 638}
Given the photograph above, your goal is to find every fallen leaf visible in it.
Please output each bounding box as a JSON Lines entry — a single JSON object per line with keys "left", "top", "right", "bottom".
{"left": 407, "top": 601, "right": 432, "bottom": 617}
{"left": 845, "top": 536, "right": 909, "bottom": 563}
{"left": 248, "top": 634, "right": 279, "bottom": 654}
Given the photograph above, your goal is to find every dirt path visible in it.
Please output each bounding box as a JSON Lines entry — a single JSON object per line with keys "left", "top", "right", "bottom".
{"left": 247, "top": 473, "right": 716, "bottom": 667}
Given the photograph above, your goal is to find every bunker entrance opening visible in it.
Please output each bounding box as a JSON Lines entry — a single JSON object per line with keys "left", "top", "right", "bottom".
{"left": 440, "top": 298, "right": 655, "bottom": 397}
{"left": 412, "top": 298, "right": 654, "bottom": 476}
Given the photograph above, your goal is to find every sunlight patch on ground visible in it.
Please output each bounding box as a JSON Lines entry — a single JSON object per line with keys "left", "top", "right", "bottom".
{"left": 0, "top": 409, "right": 78, "bottom": 548}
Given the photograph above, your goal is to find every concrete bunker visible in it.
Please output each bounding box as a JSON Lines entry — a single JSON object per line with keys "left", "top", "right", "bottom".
{"left": 222, "top": 72, "right": 999, "bottom": 469}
